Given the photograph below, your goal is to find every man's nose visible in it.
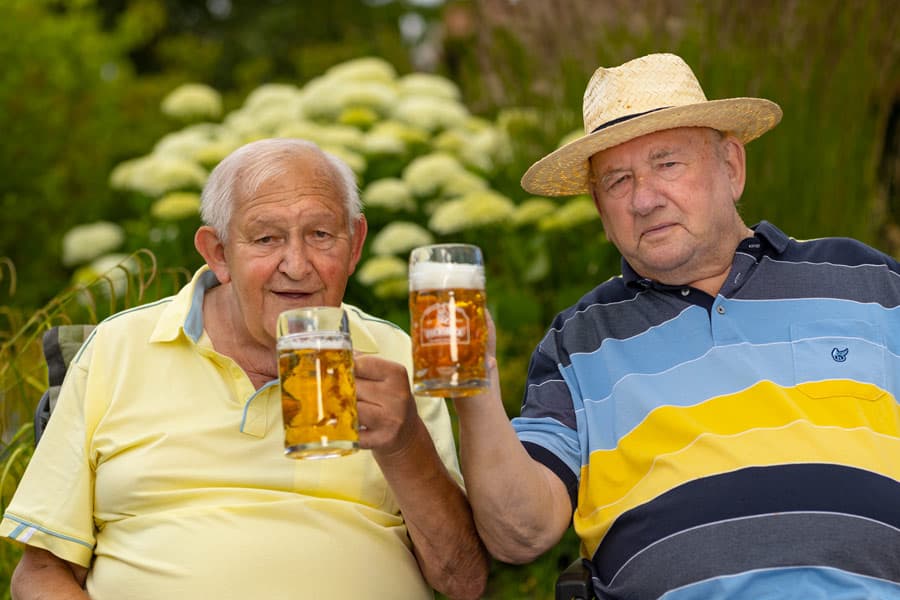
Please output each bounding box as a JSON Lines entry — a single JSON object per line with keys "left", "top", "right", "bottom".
{"left": 630, "top": 174, "right": 665, "bottom": 216}
{"left": 279, "top": 238, "right": 311, "bottom": 278}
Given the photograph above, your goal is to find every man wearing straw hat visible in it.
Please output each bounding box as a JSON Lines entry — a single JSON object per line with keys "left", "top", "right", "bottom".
{"left": 454, "top": 53, "right": 900, "bottom": 598}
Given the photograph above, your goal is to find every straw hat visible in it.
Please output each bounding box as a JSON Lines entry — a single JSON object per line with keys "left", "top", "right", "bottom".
{"left": 520, "top": 53, "right": 783, "bottom": 196}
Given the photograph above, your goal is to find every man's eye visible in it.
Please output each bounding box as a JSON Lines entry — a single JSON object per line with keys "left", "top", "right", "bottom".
{"left": 657, "top": 161, "right": 686, "bottom": 180}
{"left": 308, "top": 230, "right": 337, "bottom": 249}
{"left": 255, "top": 235, "right": 275, "bottom": 244}
{"left": 605, "top": 174, "right": 631, "bottom": 194}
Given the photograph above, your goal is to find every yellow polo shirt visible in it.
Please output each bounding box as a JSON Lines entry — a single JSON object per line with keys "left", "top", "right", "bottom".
{"left": 1, "top": 267, "right": 461, "bottom": 600}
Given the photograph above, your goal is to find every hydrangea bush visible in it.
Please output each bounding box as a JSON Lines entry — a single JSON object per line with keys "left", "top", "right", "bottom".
{"left": 62, "top": 55, "right": 617, "bottom": 411}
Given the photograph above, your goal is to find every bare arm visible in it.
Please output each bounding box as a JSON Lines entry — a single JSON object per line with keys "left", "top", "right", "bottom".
{"left": 11, "top": 546, "right": 90, "bottom": 600}
{"left": 452, "top": 315, "right": 573, "bottom": 564}
{"left": 354, "top": 356, "right": 489, "bottom": 600}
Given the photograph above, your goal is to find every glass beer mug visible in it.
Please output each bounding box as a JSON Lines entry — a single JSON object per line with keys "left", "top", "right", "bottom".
{"left": 276, "top": 306, "right": 359, "bottom": 459}
{"left": 408, "top": 244, "right": 488, "bottom": 397}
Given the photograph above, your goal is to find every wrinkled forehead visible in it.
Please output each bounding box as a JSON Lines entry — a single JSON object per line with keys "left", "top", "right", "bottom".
{"left": 589, "top": 126, "right": 720, "bottom": 172}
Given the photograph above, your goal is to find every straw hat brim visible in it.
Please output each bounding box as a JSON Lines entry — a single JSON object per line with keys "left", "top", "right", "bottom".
{"left": 520, "top": 97, "right": 782, "bottom": 197}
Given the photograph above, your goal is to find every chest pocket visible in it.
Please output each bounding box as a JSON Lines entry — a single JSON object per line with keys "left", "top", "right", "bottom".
{"left": 791, "top": 319, "right": 886, "bottom": 400}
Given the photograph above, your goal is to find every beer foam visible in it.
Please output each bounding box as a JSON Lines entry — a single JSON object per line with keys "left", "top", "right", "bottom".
{"left": 277, "top": 333, "right": 350, "bottom": 351}
{"left": 409, "top": 261, "right": 485, "bottom": 291}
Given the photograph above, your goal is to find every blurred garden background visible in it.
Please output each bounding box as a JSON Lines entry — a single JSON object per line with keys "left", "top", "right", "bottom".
{"left": 0, "top": 0, "right": 898, "bottom": 598}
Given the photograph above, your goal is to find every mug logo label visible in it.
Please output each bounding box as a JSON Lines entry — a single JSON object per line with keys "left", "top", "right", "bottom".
{"left": 831, "top": 347, "right": 849, "bottom": 362}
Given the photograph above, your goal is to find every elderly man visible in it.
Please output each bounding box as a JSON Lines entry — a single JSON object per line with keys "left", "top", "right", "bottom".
{"left": 454, "top": 53, "right": 900, "bottom": 599}
{"left": 2, "top": 138, "right": 488, "bottom": 599}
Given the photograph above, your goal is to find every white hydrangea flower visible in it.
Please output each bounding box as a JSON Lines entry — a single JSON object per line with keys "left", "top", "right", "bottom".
{"left": 370, "top": 221, "right": 434, "bottom": 256}
{"left": 402, "top": 152, "right": 467, "bottom": 197}
{"left": 194, "top": 137, "right": 244, "bottom": 167}
{"left": 338, "top": 106, "right": 380, "bottom": 129}
{"left": 391, "top": 96, "right": 468, "bottom": 132}
{"left": 62, "top": 221, "right": 125, "bottom": 267}
{"left": 397, "top": 72, "right": 460, "bottom": 100}
{"left": 299, "top": 76, "right": 349, "bottom": 120}
{"left": 511, "top": 197, "right": 558, "bottom": 227}
{"left": 320, "top": 145, "right": 366, "bottom": 178}
{"left": 326, "top": 57, "right": 397, "bottom": 84}
{"left": 334, "top": 81, "right": 398, "bottom": 116}
{"left": 368, "top": 120, "right": 430, "bottom": 147}
{"left": 434, "top": 126, "right": 508, "bottom": 174}
{"left": 151, "top": 192, "right": 201, "bottom": 221}
{"left": 275, "top": 121, "right": 366, "bottom": 154}
{"left": 362, "top": 178, "right": 416, "bottom": 212}
{"left": 243, "top": 83, "right": 304, "bottom": 114}
{"left": 428, "top": 190, "right": 515, "bottom": 235}
{"left": 153, "top": 124, "right": 220, "bottom": 159}
{"left": 109, "top": 154, "right": 208, "bottom": 197}
{"left": 440, "top": 170, "right": 488, "bottom": 199}
{"left": 361, "top": 130, "right": 407, "bottom": 156}
{"left": 222, "top": 109, "right": 264, "bottom": 139}
{"left": 242, "top": 102, "right": 306, "bottom": 136}
{"left": 356, "top": 255, "right": 408, "bottom": 286}
{"left": 538, "top": 196, "right": 599, "bottom": 231}
{"left": 160, "top": 83, "right": 223, "bottom": 122}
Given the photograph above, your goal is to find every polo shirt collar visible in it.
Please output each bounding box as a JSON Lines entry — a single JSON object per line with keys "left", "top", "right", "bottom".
{"left": 622, "top": 220, "right": 790, "bottom": 290}
{"left": 150, "top": 266, "right": 219, "bottom": 344}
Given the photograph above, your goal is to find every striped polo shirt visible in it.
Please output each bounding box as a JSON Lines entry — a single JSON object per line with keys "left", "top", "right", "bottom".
{"left": 512, "top": 221, "right": 900, "bottom": 599}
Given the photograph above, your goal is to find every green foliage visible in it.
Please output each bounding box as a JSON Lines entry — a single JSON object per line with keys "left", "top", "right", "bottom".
{"left": 2, "top": 1, "right": 899, "bottom": 597}
{"left": 0, "top": 251, "right": 188, "bottom": 597}
{"left": 0, "top": 0, "right": 174, "bottom": 308}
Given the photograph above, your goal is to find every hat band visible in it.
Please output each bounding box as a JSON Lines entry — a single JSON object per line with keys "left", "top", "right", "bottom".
{"left": 590, "top": 106, "right": 671, "bottom": 133}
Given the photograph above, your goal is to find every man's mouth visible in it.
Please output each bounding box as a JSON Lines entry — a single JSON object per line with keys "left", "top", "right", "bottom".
{"left": 274, "top": 291, "right": 313, "bottom": 300}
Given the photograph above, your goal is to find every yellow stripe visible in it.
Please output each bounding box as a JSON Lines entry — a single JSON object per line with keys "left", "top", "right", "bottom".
{"left": 575, "top": 380, "right": 900, "bottom": 555}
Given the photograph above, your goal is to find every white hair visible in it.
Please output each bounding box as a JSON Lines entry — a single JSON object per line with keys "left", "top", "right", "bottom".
{"left": 200, "top": 138, "right": 361, "bottom": 242}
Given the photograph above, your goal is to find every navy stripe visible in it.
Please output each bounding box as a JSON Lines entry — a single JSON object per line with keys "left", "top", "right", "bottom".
{"left": 522, "top": 441, "right": 579, "bottom": 510}
{"left": 596, "top": 513, "right": 900, "bottom": 600}
{"left": 593, "top": 464, "right": 900, "bottom": 581}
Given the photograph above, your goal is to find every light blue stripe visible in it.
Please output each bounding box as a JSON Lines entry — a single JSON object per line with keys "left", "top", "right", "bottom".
{"left": 565, "top": 297, "right": 899, "bottom": 402}
{"left": 3, "top": 514, "right": 93, "bottom": 548}
{"left": 514, "top": 417, "right": 582, "bottom": 477}
{"left": 561, "top": 297, "right": 900, "bottom": 451}
{"left": 660, "top": 566, "right": 900, "bottom": 600}
{"left": 580, "top": 339, "right": 896, "bottom": 451}
{"left": 239, "top": 380, "right": 278, "bottom": 433}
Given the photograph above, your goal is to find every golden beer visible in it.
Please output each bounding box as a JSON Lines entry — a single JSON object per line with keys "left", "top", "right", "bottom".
{"left": 409, "top": 245, "right": 488, "bottom": 397}
{"left": 278, "top": 324, "right": 359, "bottom": 458}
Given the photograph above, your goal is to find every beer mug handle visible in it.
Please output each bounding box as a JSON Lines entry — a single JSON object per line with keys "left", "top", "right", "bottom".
{"left": 341, "top": 309, "right": 349, "bottom": 334}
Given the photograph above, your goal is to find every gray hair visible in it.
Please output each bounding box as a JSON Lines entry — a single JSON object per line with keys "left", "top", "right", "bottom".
{"left": 200, "top": 138, "right": 362, "bottom": 243}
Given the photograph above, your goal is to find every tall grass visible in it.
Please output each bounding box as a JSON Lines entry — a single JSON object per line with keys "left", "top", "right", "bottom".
{"left": 0, "top": 252, "right": 189, "bottom": 596}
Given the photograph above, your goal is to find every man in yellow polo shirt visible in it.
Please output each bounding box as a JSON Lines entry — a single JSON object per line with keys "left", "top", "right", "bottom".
{"left": 1, "top": 138, "right": 488, "bottom": 599}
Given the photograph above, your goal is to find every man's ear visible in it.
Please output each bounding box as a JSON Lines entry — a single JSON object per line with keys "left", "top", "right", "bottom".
{"left": 347, "top": 215, "right": 368, "bottom": 276}
{"left": 195, "top": 225, "right": 231, "bottom": 284}
{"left": 587, "top": 157, "right": 604, "bottom": 217}
{"left": 721, "top": 135, "right": 747, "bottom": 202}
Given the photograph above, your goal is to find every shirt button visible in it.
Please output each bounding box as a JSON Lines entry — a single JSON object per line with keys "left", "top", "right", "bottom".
{"left": 716, "top": 305, "right": 726, "bottom": 315}
{"left": 681, "top": 288, "right": 690, "bottom": 296}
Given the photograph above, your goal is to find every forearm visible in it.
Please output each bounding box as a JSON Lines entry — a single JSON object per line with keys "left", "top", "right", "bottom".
{"left": 374, "top": 420, "right": 489, "bottom": 600}
{"left": 453, "top": 360, "right": 572, "bottom": 563}
{"left": 11, "top": 546, "right": 90, "bottom": 600}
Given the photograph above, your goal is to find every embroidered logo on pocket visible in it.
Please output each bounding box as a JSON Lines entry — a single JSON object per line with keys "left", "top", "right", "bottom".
{"left": 831, "top": 347, "right": 849, "bottom": 362}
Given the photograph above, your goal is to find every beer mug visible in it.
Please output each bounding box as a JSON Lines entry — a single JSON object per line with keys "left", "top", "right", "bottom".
{"left": 409, "top": 243, "right": 488, "bottom": 397}
{"left": 276, "top": 306, "right": 358, "bottom": 459}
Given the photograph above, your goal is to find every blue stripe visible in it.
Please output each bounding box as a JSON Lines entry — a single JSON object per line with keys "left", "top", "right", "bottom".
{"left": 661, "top": 566, "right": 900, "bottom": 600}
{"left": 562, "top": 298, "right": 899, "bottom": 451}
{"left": 595, "top": 464, "right": 900, "bottom": 581}
{"left": 3, "top": 514, "right": 93, "bottom": 548}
